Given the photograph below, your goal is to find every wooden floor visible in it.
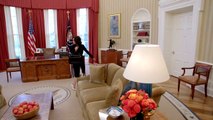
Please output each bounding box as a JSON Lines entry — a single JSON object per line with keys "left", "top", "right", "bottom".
{"left": 157, "top": 76, "right": 213, "bottom": 120}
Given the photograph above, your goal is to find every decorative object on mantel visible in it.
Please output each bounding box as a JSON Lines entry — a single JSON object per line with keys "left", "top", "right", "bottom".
{"left": 108, "top": 39, "right": 116, "bottom": 49}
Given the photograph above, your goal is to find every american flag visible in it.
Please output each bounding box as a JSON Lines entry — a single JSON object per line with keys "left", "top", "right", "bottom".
{"left": 27, "top": 18, "right": 36, "bottom": 56}
{"left": 66, "top": 14, "right": 72, "bottom": 40}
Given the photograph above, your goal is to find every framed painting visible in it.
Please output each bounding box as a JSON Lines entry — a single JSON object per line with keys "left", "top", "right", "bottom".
{"left": 109, "top": 13, "right": 120, "bottom": 38}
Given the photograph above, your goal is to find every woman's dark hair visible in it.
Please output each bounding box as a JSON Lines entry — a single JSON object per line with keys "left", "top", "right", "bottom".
{"left": 74, "top": 36, "right": 82, "bottom": 45}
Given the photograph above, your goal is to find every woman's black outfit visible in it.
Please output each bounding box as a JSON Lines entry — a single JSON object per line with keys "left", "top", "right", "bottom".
{"left": 68, "top": 44, "right": 93, "bottom": 77}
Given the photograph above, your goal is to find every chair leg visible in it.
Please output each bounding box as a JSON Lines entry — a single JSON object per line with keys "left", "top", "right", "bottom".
{"left": 205, "top": 84, "right": 208, "bottom": 97}
{"left": 6, "top": 72, "right": 9, "bottom": 83}
{"left": 178, "top": 79, "right": 180, "bottom": 92}
{"left": 191, "top": 85, "right": 195, "bottom": 99}
{"left": 9, "top": 72, "right": 12, "bottom": 78}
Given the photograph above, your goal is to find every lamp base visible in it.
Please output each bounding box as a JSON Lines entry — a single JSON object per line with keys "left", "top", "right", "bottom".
{"left": 138, "top": 83, "right": 152, "bottom": 97}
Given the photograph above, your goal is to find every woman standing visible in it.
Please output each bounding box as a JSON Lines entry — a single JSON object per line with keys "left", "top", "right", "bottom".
{"left": 69, "top": 36, "right": 94, "bottom": 77}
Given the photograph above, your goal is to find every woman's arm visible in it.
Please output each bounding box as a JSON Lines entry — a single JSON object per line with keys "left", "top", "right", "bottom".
{"left": 82, "top": 45, "right": 93, "bottom": 58}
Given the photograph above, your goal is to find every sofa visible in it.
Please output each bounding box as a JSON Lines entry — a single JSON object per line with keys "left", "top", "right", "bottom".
{"left": 76, "top": 63, "right": 165, "bottom": 120}
{"left": 0, "top": 84, "right": 6, "bottom": 109}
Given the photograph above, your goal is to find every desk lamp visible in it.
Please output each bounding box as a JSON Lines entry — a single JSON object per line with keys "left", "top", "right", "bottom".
{"left": 123, "top": 44, "right": 169, "bottom": 96}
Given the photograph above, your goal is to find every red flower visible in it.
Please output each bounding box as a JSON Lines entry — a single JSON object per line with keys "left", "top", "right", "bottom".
{"left": 120, "top": 89, "right": 157, "bottom": 118}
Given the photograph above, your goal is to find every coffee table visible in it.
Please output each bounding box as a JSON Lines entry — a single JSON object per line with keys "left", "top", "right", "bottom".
{"left": 99, "top": 107, "right": 167, "bottom": 120}
{"left": 1, "top": 92, "right": 54, "bottom": 120}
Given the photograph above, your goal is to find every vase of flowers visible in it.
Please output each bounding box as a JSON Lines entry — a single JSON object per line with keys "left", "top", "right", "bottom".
{"left": 120, "top": 89, "right": 157, "bottom": 120}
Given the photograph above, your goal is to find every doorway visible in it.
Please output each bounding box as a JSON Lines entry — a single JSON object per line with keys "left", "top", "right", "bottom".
{"left": 164, "top": 7, "right": 195, "bottom": 77}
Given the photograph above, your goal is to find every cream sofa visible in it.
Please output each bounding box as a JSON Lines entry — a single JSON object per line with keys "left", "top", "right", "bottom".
{"left": 76, "top": 63, "right": 165, "bottom": 120}
{"left": 0, "top": 84, "right": 6, "bottom": 109}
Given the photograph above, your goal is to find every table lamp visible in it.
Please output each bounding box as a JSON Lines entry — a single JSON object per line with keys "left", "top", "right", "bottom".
{"left": 123, "top": 44, "right": 169, "bottom": 96}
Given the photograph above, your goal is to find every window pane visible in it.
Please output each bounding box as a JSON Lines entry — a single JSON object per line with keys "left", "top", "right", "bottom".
{"left": 47, "top": 10, "right": 56, "bottom": 48}
{"left": 14, "top": 34, "right": 21, "bottom": 58}
{"left": 10, "top": 7, "right": 18, "bottom": 34}
{"left": 10, "top": 7, "right": 21, "bottom": 58}
{"left": 77, "top": 8, "right": 89, "bottom": 58}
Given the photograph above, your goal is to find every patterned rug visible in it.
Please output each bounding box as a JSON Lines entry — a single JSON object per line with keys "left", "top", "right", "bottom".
{"left": 163, "top": 92, "right": 200, "bottom": 120}
{"left": 8, "top": 86, "right": 71, "bottom": 106}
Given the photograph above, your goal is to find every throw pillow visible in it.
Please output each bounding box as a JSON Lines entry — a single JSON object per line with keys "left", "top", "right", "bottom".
{"left": 105, "top": 79, "right": 123, "bottom": 106}
{"left": 89, "top": 64, "right": 107, "bottom": 84}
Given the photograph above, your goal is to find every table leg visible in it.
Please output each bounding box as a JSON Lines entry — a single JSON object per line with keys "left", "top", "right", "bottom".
{"left": 51, "top": 96, "right": 54, "bottom": 110}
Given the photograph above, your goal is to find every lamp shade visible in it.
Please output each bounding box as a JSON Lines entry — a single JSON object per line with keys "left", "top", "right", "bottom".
{"left": 123, "top": 44, "right": 169, "bottom": 83}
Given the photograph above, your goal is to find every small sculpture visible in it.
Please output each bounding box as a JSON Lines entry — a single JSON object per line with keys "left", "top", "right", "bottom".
{"left": 108, "top": 39, "right": 115, "bottom": 49}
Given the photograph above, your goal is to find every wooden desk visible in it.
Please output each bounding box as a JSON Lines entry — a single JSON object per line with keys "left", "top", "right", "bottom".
{"left": 99, "top": 108, "right": 167, "bottom": 120}
{"left": 21, "top": 55, "right": 71, "bottom": 82}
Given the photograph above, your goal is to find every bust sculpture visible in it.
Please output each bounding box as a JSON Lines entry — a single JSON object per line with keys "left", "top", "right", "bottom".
{"left": 108, "top": 39, "right": 115, "bottom": 49}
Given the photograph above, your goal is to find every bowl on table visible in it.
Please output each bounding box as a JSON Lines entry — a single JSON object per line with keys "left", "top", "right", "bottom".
{"left": 12, "top": 101, "right": 40, "bottom": 120}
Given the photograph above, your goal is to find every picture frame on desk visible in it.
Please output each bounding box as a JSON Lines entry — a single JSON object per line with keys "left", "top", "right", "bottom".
{"left": 109, "top": 13, "right": 121, "bottom": 38}
{"left": 36, "top": 48, "right": 43, "bottom": 53}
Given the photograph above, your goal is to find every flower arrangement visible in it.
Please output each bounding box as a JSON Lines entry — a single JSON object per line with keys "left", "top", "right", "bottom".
{"left": 120, "top": 89, "right": 157, "bottom": 118}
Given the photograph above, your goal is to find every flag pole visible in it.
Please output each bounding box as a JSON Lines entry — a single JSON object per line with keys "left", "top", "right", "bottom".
{"left": 67, "top": 11, "right": 70, "bottom": 19}
{"left": 28, "top": 10, "right": 32, "bottom": 18}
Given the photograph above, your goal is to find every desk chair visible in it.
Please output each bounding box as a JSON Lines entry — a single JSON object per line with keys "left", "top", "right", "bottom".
{"left": 5, "top": 59, "right": 21, "bottom": 82}
{"left": 178, "top": 62, "right": 212, "bottom": 99}
{"left": 120, "top": 51, "right": 132, "bottom": 67}
{"left": 42, "top": 48, "right": 55, "bottom": 57}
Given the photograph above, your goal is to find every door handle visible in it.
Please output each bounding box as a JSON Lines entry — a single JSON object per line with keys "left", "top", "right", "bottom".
{"left": 172, "top": 51, "right": 175, "bottom": 54}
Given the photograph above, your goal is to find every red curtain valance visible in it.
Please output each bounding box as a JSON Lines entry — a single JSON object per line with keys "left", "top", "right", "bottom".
{"left": 0, "top": 0, "right": 31, "bottom": 8}
{"left": 31, "top": 0, "right": 66, "bottom": 9}
{"left": 0, "top": 0, "right": 99, "bottom": 12}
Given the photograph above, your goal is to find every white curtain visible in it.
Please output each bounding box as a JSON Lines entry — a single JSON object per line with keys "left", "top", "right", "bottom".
{"left": 76, "top": 8, "right": 89, "bottom": 58}
{"left": 44, "top": 9, "right": 58, "bottom": 49}
{"left": 4, "top": 6, "right": 26, "bottom": 59}
{"left": 16, "top": 8, "right": 26, "bottom": 59}
{"left": 4, "top": 6, "right": 15, "bottom": 59}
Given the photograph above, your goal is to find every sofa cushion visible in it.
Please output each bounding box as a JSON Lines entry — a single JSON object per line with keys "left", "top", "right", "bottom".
{"left": 105, "top": 79, "right": 123, "bottom": 106}
{"left": 89, "top": 64, "right": 107, "bottom": 84}
{"left": 80, "top": 86, "right": 111, "bottom": 105}
{"left": 86, "top": 100, "right": 107, "bottom": 120}
{"left": 77, "top": 80, "right": 107, "bottom": 91}
{"left": 111, "top": 68, "right": 128, "bottom": 88}
{"left": 106, "top": 64, "right": 121, "bottom": 85}
{"left": 0, "top": 84, "right": 6, "bottom": 109}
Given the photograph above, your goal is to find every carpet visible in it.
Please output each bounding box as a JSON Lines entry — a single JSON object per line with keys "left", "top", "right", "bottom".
{"left": 0, "top": 78, "right": 84, "bottom": 120}
{"left": 8, "top": 86, "right": 71, "bottom": 106}
{"left": 0, "top": 72, "right": 200, "bottom": 120}
{"left": 159, "top": 92, "right": 200, "bottom": 120}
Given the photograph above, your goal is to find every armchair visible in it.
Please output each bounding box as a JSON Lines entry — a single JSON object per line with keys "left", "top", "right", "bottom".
{"left": 178, "top": 62, "right": 212, "bottom": 99}
{"left": 5, "top": 58, "right": 21, "bottom": 82}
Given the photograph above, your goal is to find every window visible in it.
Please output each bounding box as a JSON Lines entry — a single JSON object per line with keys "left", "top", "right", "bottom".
{"left": 77, "top": 8, "right": 89, "bottom": 58}
{"left": 10, "top": 7, "right": 21, "bottom": 58}
{"left": 44, "top": 9, "right": 58, "bottom": 48}
{"left": 4, "top": 6, "right": 25, "bottom": 59}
